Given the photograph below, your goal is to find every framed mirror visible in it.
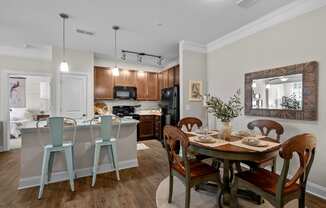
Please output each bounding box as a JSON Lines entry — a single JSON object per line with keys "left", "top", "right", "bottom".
{"left": 245, "top": 61, "right": 318, "bottom": 121}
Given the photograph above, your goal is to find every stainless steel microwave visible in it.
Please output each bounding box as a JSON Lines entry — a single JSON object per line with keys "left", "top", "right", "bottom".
{"left": 113, "top": 86, "right": 137, "bottom": 100}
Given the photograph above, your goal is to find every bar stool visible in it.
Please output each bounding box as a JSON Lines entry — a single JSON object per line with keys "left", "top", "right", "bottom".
{"left": 38, "top": 117, "right": 77, "bottom": 199}
{"left": 90, "top": 115, "right": 120, "bottom": 187}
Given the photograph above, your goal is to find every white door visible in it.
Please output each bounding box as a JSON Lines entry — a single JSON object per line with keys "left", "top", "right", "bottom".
{"left": 60, "top": 74, "right": 87, "bottom": 119}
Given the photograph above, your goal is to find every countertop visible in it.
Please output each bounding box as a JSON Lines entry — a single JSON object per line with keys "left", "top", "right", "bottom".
{"left": 20, "top": 118, "right": 139, "bottom": 132}
{"left": 136, "top": 110, "right": 162, "bottom": 116}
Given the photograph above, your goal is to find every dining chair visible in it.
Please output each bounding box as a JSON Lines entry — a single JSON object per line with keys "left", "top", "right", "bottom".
{"left": 38, "top": 117, "right": 77, "bottom": 199}
{"left": 90, "top": 115, "right": 120, "bottom": 187}
{"left": 177, "top": 117, "right": 203, "bottom": 132}
{"left": 246, "top": 119, "right": 284, "bottom": 172}
{"left": 164, "top": 125, "right": 220, "bottom": 208}
{"left": 231, "top": 133, "right": 316, "bottom": 208}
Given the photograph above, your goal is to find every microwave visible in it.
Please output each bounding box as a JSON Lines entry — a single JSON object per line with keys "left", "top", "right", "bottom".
{"left": 113, "top": 86, "right": 137, "bottom": 100}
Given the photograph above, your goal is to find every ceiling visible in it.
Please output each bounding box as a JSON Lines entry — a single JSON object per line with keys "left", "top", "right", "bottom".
{"left": 0, "top": 0, "right": 295, "bottom": 65}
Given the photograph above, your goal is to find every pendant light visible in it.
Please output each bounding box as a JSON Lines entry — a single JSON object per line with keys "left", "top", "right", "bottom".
{"left": 112, "top": 26, "right": 120, "bottom": 76}
{"left": 59, "top": 13, "right": 69, "bottom": 72}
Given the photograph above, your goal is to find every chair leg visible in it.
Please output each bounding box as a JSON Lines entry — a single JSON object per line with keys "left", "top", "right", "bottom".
{"left": 230, "top": 177, "right": 239, "bottom": 208}
{"left": 64, "top": 147, "right": 75, "bottom": 192}
{"left": 185, "top": 184, "right": 191, "bottom": 208}
{"left": 299, "top": 190, "right": 306, "bottom": 208}
{"left": 272, "top": 158, "right": 277, "bottom": 173}
{"left": 47, "top": 152, "right": 55, "bottom": 183}
{"left": 110, "top": 143, "right": 120, "bottom": 181}
{"left": 71, "top": 147, "right": 77, "bottom": 179}
{"left": 92, "top": 144, "right": 101, "bottom": 187}
{"left": 168, "top": 173, "right": 173, "bottom": 203}
{"left": 38, "top": 149, "right": 50, "bottom": 199}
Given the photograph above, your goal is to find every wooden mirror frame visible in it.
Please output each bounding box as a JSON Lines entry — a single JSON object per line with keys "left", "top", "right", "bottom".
{"left": 245, "top": 61, "right": 318, "bottom": 121}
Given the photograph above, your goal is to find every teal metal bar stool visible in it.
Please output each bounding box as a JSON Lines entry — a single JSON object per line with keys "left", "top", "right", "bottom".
{"left": 38, "top": 117, "right": 77, "bottom": 199}
{"left": 90, "top": 115, "right": 120, "bottom": 187}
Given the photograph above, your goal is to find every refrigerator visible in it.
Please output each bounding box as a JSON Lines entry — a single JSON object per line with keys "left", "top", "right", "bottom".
{"left": 159, "top": 86, "right": 180, "bottom": 142}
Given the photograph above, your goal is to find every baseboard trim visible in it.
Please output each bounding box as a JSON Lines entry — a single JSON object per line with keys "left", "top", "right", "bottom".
{"left": 18, "top": 159, "right": 138, "bottom": 190}
{"left": 306, "top": 181, "right": 326, "bottom": 200}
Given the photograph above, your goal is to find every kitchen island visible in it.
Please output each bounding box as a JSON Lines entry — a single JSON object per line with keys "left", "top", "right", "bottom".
{"left": 19, "top": 118, "right": 139, "bottom": 189}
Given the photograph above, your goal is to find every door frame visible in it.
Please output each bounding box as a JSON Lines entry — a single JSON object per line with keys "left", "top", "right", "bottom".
{"left": 0, "top": 70, "right": 53, "bottom": 151}
{"left": 57, "top": 72, "right": 88, "bottom": 119}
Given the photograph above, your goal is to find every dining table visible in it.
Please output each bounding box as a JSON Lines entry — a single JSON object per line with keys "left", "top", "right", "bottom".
{"left": 186, "top": 131, "right": 281, "bottom": 206}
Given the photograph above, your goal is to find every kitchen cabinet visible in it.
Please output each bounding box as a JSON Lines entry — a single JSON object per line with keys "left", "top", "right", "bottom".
{"left": 168, "top": 68, "right": 174, "bottom": 88}
{"left": 139, "top": 115, "right": 155, "bottom": 139}
{"left": 147, "top": 72, "right": 159, "bottom": 100}
{"left": 136, "top": 71, "right": 148, "bottom": 100}
{"left": 94, "top": 66, "right": 114, "bottom": 99}
{"left": 162, "top": 70, "right": 169, "bottom": 89}
{"left": 114, "top": 69, "right": 136, "bottom": 86}
{"left": 138, "top": 115, "right": 161, "bottom": 140}
{"left": 174, "top": 65, "right": 180, "bottom": 86}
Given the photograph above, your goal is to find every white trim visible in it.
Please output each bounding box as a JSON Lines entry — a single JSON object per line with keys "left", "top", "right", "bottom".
{"left": 207, "top": 0, "right": 326, "bottom": 52}
{"left": 180, "top": 40, "right": 206, "bottom": 54}
{"left": 18, "top": 159, "right": 138, "bottom": 190}
{"left": 179, "top": 41, "right": 184, "bottom": 118}
{"left": 307, "top": 181, "right": 326, "bottom": 200}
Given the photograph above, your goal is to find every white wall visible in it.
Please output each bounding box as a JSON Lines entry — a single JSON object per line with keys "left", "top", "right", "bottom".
{"left": 207, "top": 6, "right": 326, "bottom": 192}
{"left": 0, "top": 47, "right": 94, "bottom": 151}
{"left": 180, "top": 47, "right": 207, "bottom": 123}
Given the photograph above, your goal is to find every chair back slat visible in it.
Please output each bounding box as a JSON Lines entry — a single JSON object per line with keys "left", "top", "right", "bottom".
{"left": 48, "top": 117, "right": 64, "bottom": 147}
{"left": 247, "top": 119, "right": 284, "bottom": 141}
{"left": 279, "top": 133, "right": 316, "bottom": 188}
{"left": 100, "top": 115, "right": 113, "bottom": 141}
{"left": 178, "top": 117, "right": 202, "bottom": 132}
{"left": 163, "top": 125, "right": 190, "bottom": 175}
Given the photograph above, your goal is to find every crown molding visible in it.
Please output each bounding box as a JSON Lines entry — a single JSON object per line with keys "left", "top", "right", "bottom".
{"left": 180, "top": 40, "right": 207, "bottom": 54}
{"left": 207, "top": 0, "right": 326, "bottom": 53}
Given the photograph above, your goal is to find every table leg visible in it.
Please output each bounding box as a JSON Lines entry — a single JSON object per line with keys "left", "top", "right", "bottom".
{"left": 219, "top": 159, "right": 232, "bottom": 206}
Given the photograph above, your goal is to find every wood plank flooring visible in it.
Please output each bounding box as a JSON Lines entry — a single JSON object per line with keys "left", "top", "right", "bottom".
{"left": 0, "top": 140, "right": 325, "bottom": 208}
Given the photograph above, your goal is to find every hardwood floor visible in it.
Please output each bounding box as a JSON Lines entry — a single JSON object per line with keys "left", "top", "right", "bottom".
{"left": 0, "top": 140, "right": 325, "bottom": 208}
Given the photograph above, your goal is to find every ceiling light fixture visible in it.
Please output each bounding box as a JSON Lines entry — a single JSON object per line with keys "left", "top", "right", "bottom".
{"left": 112, "top": 26, "right": 120, "bottom": 76}
{"left": 59, "top": 13, "right": 69, "bottom": 73}
{"left": 121, "top": 50, "right": 163, "bottom": 66}
{"left": 280, "top": 76, "right": 288, "bottom": 82}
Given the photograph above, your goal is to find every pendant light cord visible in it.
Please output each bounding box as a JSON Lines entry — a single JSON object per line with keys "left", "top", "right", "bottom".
{"left": 114, "top": 28, "right": 117, "bottom": 68}
{"left": 62, "top": 16, "right": 66, "bottom": 61}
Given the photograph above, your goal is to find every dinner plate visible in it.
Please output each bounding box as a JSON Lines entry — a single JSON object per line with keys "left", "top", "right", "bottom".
{"left": 194, "top": 137, "right": 216, "bottom": 143}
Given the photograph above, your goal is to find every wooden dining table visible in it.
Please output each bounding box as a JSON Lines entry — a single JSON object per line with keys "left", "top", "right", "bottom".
{"left": 187, "top": 133, "right": 281, "bottom": 206}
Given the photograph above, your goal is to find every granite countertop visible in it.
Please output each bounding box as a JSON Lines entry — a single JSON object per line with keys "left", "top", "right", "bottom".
{"left": 20, "top": 118, "right": 139, "bottom": 131}
{"left": 137, "top": 110, "right": 162, "bottom": 116}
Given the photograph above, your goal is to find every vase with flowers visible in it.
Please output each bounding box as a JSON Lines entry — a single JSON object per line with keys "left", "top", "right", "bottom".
{"left": 206, "top": 89, "right": 243, "bottom": 140}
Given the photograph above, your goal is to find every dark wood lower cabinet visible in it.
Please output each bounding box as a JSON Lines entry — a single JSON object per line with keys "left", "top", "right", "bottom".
{"left": 138, "top": 115, "right": 161, "bottom": 141}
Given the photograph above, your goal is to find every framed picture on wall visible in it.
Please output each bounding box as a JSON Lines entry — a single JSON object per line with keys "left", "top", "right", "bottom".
{"left": 9, "top": 77, "right": 26, "bottom": 108}
{"left": 189, "top": 80, "right": 203, "bottom": 101}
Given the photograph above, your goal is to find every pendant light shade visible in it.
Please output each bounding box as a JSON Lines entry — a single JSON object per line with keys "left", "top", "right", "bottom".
{"left": 112, "top": 25, "right": 120, "bottom": 77}
{"left": 59, "top": 13, "right": 69, "bottom": 72}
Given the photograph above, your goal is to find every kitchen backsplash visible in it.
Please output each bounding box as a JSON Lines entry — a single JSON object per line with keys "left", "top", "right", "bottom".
{"left": 95, "top": 100, "right": 160, "bottom": 112}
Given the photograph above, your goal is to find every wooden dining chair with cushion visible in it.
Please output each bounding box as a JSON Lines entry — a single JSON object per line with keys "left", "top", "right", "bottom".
{"left": 164, "top": 125, "right": 220, "bottom": 208}
{"left": 231, "top": 133, "right": 316, "bottom": 208}
{"left": 246, "top": 119, "right": 284, "bottom": 172}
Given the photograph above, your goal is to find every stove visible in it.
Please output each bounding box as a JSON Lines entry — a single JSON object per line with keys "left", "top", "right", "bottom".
{"left": 112, "top": 106, "right": 140, "bottom": 120}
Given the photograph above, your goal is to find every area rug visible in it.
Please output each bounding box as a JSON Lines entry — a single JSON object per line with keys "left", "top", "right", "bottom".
{"left": 156, "top": 177, "right": 299, "bottom": 208}
{"left": 137, "top": 143, "right": 150, "bottom": 151}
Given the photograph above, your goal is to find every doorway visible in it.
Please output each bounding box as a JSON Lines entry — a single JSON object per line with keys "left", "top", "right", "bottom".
{"left": 6, "top": 73, "right": 52, "bottom": 150}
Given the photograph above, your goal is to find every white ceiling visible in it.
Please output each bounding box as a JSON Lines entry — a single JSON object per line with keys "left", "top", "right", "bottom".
{"left": 0, "top": 0, "right": 295, "bottom": 64}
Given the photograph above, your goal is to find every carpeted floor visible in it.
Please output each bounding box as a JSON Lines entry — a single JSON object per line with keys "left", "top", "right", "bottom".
{"left": 156, "top": 177, "right": 300, "bottom": 208}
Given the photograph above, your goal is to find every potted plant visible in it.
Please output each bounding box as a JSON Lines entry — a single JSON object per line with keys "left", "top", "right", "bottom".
{"left": 206, "top": 89, "right": 243, "bottom": 139}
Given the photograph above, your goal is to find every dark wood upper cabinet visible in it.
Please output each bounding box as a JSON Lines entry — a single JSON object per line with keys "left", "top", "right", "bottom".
{"left": 174, "top": 65, "right": 180, "bottom": 86}
{"left": 114, "top": 69, "right": 136, "bottom": 86}
{"left": 94, "top": 66, "right": 114, "bottom": 99}
{"left": 162, "top": 70, "right": 169, "bottom": 89}
{"left": 147, "top": 72, "right": 159, "bottom": 101}
{"left": 136, "top": 71, "right": 148, "bottom": 100}
{"left": 168, "top": 68, "right": 174, "bottom": 88}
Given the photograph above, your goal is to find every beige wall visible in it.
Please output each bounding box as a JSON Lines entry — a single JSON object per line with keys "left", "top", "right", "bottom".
{"left": 207, "top": 6, "right": 326, "bottom": 190}
{"left": 181, "top": 50, "right": 207, "bottom": 122}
